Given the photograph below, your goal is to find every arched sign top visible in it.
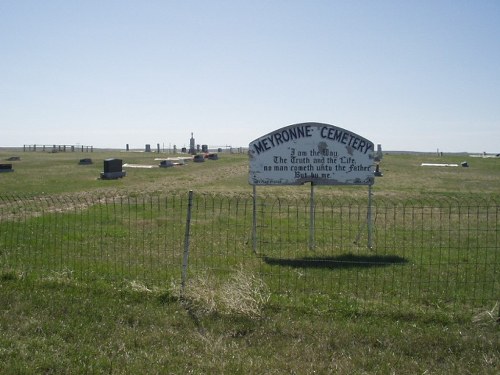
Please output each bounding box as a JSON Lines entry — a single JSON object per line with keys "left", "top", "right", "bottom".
{"left": 248, "top": 122, "right": 375, "bottom": 186}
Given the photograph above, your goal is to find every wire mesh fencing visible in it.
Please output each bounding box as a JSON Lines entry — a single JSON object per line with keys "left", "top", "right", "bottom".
{"left": 1, "top": 192, "right": 498, "bottom": 313}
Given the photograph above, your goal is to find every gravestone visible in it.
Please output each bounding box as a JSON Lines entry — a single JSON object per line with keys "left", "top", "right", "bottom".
{"left": 375, "top": 144, "right": 383, "bottom": 162}
{"left": 159, "top": 160, "right": 174, "bottom": 168}
{"left": 145, "top": 144, "right": 151, "bottom": 152}
{"left": 193, "top": 154, "right": 205, "bottom": 162}
{"left": 0, "top": 164, "right": 14, "bottom": 172}
{"left": 207, "top": 153, "right": 218, "bottom": 160}
{"left": 374, "top": 144, "right": 384, "bottom": 176}
{"left": 202, "top": 144, "right": 208, "bottom": 153}
{"left": 100, "top": 158, "right": 126, "bottom": 179}
{"left": 79, "top": 158, "right": 93, "bottom": 165}
{"left": 189, "top": 133, "right": 196, "bottom": 154}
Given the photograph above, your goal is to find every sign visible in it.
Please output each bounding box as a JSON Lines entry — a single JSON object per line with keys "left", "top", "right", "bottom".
{"left": 248, "top": 122, "right": 375, "bottom": 186}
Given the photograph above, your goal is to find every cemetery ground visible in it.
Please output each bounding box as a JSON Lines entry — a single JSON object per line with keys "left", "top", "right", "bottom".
{"left": 0, "top": 148, "right": 499, "bottom": 374}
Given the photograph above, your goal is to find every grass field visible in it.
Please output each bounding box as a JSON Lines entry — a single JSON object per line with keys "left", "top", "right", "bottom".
{"left": 1, "top": 148, "right": 499, "bottom": 197}
{"left": 1, "top": 148, "right": 499, "bottom": 374}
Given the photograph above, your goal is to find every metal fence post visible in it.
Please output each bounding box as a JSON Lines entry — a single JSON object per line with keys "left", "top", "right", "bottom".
{"left": 181, "top": 190, "right": 194, "bottom": 297}
{"left": 309, "top": 182, "right": 315, "bottom": 250}
{"left": 252, "top": 185, "right": 257, "bottom": 253}
{"left": 367, "top": 184, "right": 373, "bottom": 249}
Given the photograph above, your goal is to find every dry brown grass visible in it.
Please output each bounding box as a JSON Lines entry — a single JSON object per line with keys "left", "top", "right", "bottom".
{"left": 176, "top": 267, "right": 270, "bottom": 319}
{"left": 472, "top": 303, "right": 500, "bottom": 326}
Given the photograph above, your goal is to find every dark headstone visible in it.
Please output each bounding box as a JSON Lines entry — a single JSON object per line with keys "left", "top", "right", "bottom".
{"left": 79, "top": 158, "right": 93, "bottom": 165}
{"left": 202, "top": 144, "right": 208, "bottom": 153}
{"left": 461, "top": 161, "right": 469, "bottom": 167}
{"left": 189, "top": 133, "right": 195, "bottom": 154}
{"left": 207, "top": 153, "right": 218, "bottom": 160}
{"left": 104, "top": 158, "right": 122, "bottom": 173}
{"left": 159, "top": 160, "right": 174, "bottom": 168}
{"left": 101, "top": 158, "right": 126, "bottom": 179}
{"left": 193, "top": 154, "right": 205, "bottom": 163}
{"left": 0, "top": 164, "right": 14, "bottom": 172}
{"left": 375, "top": 144, "right": 383, "bottom": 162}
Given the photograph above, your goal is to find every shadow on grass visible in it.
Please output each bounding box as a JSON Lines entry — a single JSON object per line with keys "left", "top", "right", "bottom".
{"left": 262, "top": 253, "right": 408, "bottom": 269}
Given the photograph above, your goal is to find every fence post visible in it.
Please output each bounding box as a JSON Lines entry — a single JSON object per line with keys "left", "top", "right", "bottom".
{"left": 181, "top": 190, "right": 194, "bottom": 297}
{"left": 309, "top": 182, "right": 315, "bottom": 250}
{"left": 252, "top": 185, "right": 257, "bottom": 253}
{"left": 367, "top": 184, "right": 373, "bottom": 249}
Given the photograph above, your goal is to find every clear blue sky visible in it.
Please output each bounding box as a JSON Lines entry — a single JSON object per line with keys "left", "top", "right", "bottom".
{"left": 2, "top": 0, "right": 499, "bottom": 152}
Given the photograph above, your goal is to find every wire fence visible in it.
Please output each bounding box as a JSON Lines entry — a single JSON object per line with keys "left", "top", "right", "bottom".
{"left": 1, "top": 192, "right": 498, "bottom": 314}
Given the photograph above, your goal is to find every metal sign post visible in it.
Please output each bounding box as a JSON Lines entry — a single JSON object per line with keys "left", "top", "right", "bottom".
{"left": 310, "top": 182, "right": 315, "bottom": 250}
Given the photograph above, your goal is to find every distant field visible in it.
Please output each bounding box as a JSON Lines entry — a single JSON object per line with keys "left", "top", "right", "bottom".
{"left": 0, "top": 148, "right": 249, "bottom": 196}
{"left": 1, "top": 148, "right": 499, "bottom": 198}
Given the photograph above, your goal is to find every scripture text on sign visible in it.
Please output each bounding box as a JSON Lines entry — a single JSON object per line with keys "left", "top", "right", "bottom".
{"left": 248, "top": 122, "right": 375, "bottom": 186}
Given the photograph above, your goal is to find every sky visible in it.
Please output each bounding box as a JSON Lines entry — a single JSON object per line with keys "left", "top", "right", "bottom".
{"left": 1, "top": 0, "right": 499, "bottom": 152}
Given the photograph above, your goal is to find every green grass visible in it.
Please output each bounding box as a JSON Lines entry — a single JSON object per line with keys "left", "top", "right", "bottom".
{"left": 2, "top": 190, "right": 496, "bottom": 309}
{"left": 3, "top": 149, "right": 499, "bottom": 197}
{"left": 1, "top": 148, "right": 499, "bottom": 373}
{"left": 0, "top": 271, "right": 498, "bottom": 374}
{"left": 0, "top": 149, "right": 249, "bottom": 196}
{"left": 372, "top": 153, "right": 500, "bottom": 198}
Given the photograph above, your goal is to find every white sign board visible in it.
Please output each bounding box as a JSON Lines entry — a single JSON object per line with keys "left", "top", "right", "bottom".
{"left": 249, "top": 122, "right": 375, "bottom": 186}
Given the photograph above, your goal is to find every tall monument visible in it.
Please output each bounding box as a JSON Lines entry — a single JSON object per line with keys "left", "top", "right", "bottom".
{"left": 189, "top": 133, "right": 196, "bottom": 154}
